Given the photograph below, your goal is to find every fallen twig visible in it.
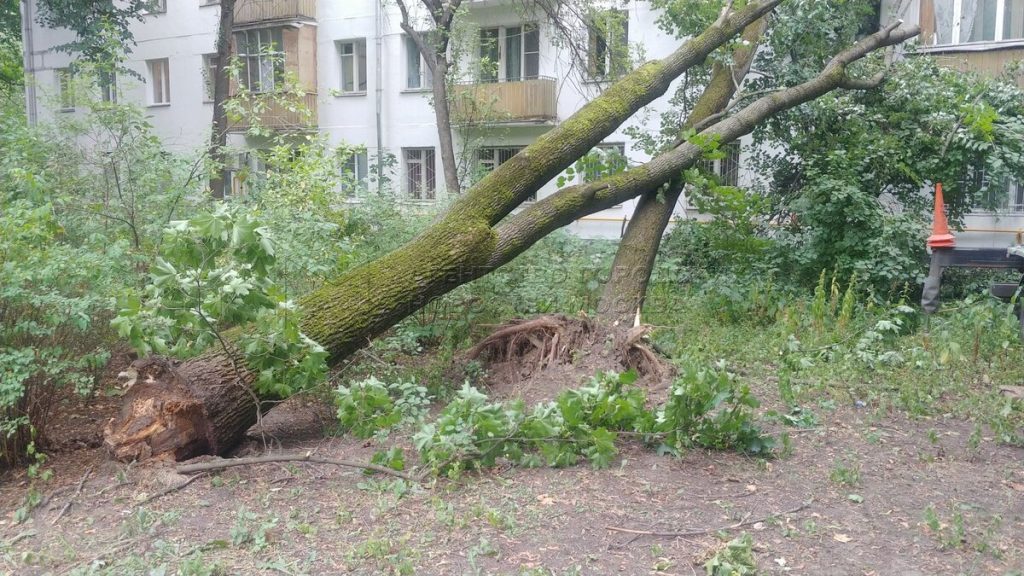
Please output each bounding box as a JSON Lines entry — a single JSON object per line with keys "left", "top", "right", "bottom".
{"left": 135, "top": 472, "right": 208, "bottom": 507}
{"left": 3, "top": 530, "right": 36, "bottom": 548}
{"left": 175, "top": 451, "right": 415, "bottom": 481}
{"left": 87, "top": 479, "right": 131, "bottom": 501}
{"left": 51, "top": 465, "right": 94, "bottom": 525}
{"left": 605, "top": 501, "right": 810, "bottom": 539}
{"left": 62, "top": 533, "right": 156, "bottom": 575}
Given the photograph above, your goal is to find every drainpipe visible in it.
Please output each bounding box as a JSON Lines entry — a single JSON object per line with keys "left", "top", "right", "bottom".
{"left": 374, "top": 0, "right": 384, "bottom": 194}
{"left": 21, "top": 0, "right": 38, "bottom": 125}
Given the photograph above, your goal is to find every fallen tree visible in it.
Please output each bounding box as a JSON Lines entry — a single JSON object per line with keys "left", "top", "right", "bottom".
{"left": 104, "top": 2, "right": 919, "bottom": 461}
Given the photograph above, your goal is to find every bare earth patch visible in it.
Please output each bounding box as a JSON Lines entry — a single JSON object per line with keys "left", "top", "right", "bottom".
{"left": 1, "top": 342, "right": 1022, "bottom": 575}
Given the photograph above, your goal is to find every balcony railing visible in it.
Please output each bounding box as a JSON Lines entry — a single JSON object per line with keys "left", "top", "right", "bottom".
{"left": 234, "top": 0, "right": 316, "bottom": 25}
{"left": 450, "top": 77, "right": 557, "bottom": 125}
{"left": 227, "top": 92, "right": 317, "bottom": 131}
{"left": 925, "top": 46, "right": 1024, "bottom": 89}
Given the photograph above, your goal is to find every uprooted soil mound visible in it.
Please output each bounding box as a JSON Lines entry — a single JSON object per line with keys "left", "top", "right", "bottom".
{"left": 467, "top": 314, "right": 674, "bottom": 405}
{"left": 238, "top": 315, "right": 674, "bottom": 451}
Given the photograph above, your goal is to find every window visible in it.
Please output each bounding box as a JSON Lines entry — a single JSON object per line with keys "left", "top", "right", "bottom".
{"left": 696, "top": 142, "right": 741, "bottom": 187}
{"left": 338, "top": 39, "right": 367, "bottom": 94}
{"left": 927, "top": 0, "right": 1024, "bottom": 44}
{"left": 479, "top": 146, "right": 534, "bottom": 199}
{"left": 141, "top": 0, "right": 166, "bottom": 15}
{"left": 404, "top": 148, "right": 436, "bottom": 199}
{"left": 147, "top": 58, "right": 170, "bottom": 105}
{"left": 405, "top": 35, "right": 432, "bottom": 90}
{"left": 225, "top": 152, "right": 270, "bottom": 197}
{"left": 478, "top": 24, "right": 540, "bottom": 83}
{"left": 479, "top": 28, "right": 500, "bottom": 82}
{"left": 341, "top": 151, "right": 369, "bottom": 196}
{"left": 1008, "top": 180, "right": 1024, "bottom": 211}
{"left": 56, "top": 68, "right": 74, "bottom": 111}
{"left": 588, "top": 10, "right": 629, "bottom": 79}
{"left": 202, "top": 54, "right": 218, "bottom": 102}
{"left": 579, "top": 143, "right": 628, "bottom": 183}
{"left": 99, "top": 69, "right": 116, "bottom": 103}
{"left": 234, "top": 28, "right": 284, "bottom": 93}
{"left": 964, "top": 165, "right": 1024, "bottom": 212}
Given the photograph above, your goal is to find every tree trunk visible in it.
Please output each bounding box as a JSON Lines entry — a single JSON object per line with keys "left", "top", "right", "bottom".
{"left": 598, "top": 178, "right": 684, "bottom": 324}
{"left": 298, "top": 0, "right": 786, "bottom": 360}
{"left": 208, "top": 0, "right": 235, "bottom": 199}
{"left": 104, "top": 12, "right": 918, "bottom": 462}
{"left": 104, "top": 355, "right": 257, "bottom": 461}
{"left": 433, "top": 58, "right": 462, "bottom": 194}
{"left": 395, "top": 0, "right": 464, "bottom": 195}
{"left": 597, "top": 18, "right": 768, "bottom": 325}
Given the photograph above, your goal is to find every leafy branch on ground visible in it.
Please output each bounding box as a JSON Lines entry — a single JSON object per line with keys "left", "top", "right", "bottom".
{"left": 335, "top": 366, "right": 773, "bottom": 479}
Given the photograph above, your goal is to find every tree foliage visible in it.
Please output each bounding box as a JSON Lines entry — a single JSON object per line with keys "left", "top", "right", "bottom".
{"left": 755, "top": 56, "right": 1024, "bottom": 292}
{"left": 112, "top": 206, "right": 329, "bottom": 398}
{"left": 34, "top": 0, "right": 152, "bottom": 72}
{"left": 332, "top": 368, "right": 771, "bottom": 477}
{"left": 0, "top": 0, "right": 21, "bottom": 90}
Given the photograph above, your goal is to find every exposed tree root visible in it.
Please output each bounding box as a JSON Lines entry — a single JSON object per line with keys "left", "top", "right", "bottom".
{"left": 467, "top": 314, "right": 671, "bottom": 381}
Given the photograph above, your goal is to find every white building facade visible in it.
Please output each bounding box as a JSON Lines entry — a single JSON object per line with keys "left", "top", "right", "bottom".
{"left": 23, "top": 1, "right": 1024, "bottom": 245}
{"left": 22, "top": 0, "right": 742, "bottom": 238}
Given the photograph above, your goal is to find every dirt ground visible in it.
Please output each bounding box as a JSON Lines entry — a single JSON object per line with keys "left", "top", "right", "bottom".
{"left": 1, "top": 355, "right": 1023, "bottom": 575}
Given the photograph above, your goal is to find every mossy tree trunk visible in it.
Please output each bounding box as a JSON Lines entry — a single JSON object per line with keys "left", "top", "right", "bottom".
{"left": 105, "top": 11, "right": 919, "bottom": 461}
{"left": 596, "top": 18, "right": 767, "bottom": 325}
{"left": 301, "top": 0, "right": 784, "bottom": 360}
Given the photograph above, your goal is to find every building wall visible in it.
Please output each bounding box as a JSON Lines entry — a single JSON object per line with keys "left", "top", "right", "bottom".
{"left": 23, "top": 1, "right": 221, "bottom": 151}
{"left": 21, "top": 0, "right": 735, "bottom": 238}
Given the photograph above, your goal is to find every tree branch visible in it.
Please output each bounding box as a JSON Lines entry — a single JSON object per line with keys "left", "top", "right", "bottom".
{"left": 483, "top": 23, "right": 921, "bottom": 270}
{"left": 396, "top": 0, "right": 438, "bottom": 72}
{"left": 606, "top": 502, "right": 810, "bottom": 539}
{"left": 444, "top": 0, "right": 789, "bottom": 226}
{"left": 175, "top": 452, "right": 415, "bottom": 481}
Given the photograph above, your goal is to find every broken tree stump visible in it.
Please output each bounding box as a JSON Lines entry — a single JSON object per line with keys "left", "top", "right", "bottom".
{"left": 103, "top": 355, "right": 258, "bottom": 461}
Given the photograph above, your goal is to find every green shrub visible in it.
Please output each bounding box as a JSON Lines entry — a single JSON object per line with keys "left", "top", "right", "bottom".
{"left": 698, "top": 273, "right": 790, "bottom": 326}
{"left": 413, "top": 373, "right": 650, "bottom": 475}
{"left": 657, "top": 362, "right": 774, "bottom": 455}
{"left": 0, "top": 90, "right": 210, "bottom": 465}
{"left": 335, "top": 376, "right": 431, "bottom": 439}
{"left": 0, "top": 197, "right": 115, "bottom": 466}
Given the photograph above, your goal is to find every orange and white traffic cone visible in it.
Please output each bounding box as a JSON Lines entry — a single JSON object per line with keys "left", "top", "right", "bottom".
{"left": 927, "top": 182, "right": 956, "bottom": 249}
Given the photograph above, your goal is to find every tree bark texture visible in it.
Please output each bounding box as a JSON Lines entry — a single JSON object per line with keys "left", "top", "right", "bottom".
{"left": 103, "top": 355, "right": 257, "bottom": 461}
{"left": 596, "top": 18, "right": 768, "bottom": 325}
{"left": 432, "top": 58, "right": 462, "bottom": 194}
{"left": 208, "top": 0, "right": 235, "bottom": 199}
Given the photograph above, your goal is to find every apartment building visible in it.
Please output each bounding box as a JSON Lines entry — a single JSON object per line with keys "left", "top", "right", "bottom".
{"left": 23, "top": 0, "right": 1024, "bottom": 246}
{"left": 20, "top": 0, "right": 749, "bottom": 238}
{"left": 884, "top": 0, "right": 1024, "bottom": 247}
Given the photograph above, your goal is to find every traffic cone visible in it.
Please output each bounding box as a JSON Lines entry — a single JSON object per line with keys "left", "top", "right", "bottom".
{"left": 927, "top": 182, "right": 956, "bottom": 249}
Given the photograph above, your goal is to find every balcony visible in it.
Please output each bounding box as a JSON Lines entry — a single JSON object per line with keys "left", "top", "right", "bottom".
{"left": 450, "top": 77, "right": 557, "bottom": 125}
{"left": 234, "top": 0, "right": 316, "bottom": 26}
{"left": 227, "top": 92, "right": 317, "bottom": 132}
{"left": 924, "top": 46, "right": 1024, "bottom": 90}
